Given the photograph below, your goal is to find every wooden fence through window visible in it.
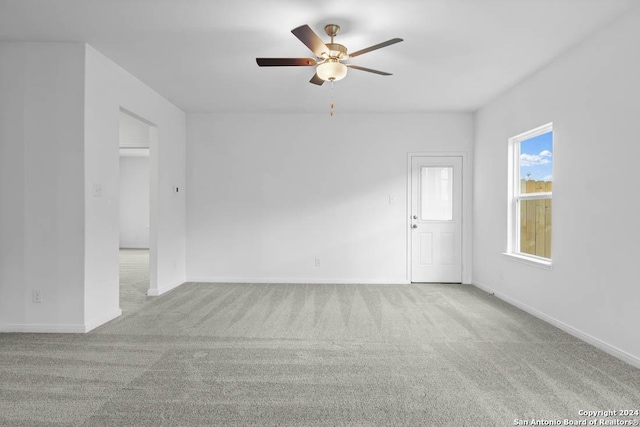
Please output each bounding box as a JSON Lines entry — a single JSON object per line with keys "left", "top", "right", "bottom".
{"left": 520, "top": 180, "right": 552, "bottom": 258}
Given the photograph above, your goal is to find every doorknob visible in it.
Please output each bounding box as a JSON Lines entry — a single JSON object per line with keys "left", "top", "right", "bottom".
{"left": 413, "top": 215, "right": 418, "bottom": 219}
{"left": 412, "top": 224, "right": 418, "bottom": 229}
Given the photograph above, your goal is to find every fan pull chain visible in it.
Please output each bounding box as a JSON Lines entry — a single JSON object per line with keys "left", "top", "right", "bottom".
{"left": 330, "top": 80, "right": 334, "bottom": 117}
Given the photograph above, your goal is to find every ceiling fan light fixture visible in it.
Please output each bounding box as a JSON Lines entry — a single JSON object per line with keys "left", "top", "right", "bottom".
{"left": 256, "top": 24, "right": 403, "bottom": 86}
{"left": 316, "top": 60, "right": 348, "bottom": 82}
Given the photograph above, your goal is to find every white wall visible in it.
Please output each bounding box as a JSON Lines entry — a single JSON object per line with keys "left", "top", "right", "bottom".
{"left": 84, "top": 44, "right": 186, "bottom": 327}
{"left": 0, "top": 43, "right": 86, "bottom": 331}
{"left": 119, "top": 111, "right": 151, "bottom": 148}
{"left": 473, "top": 8, "right": 640, "bottom": 366}
{"left": 119, "top": 155, "right": 150, "bottom": 249}
{"left": 187, "top": 113, "right": 473, "bottom": 284}
{"left": 0, "top": 42, "right": 185, "bottom": 332}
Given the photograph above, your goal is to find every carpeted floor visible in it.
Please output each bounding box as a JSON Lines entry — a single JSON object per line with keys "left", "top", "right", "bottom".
{"left": 118, "top": 248, "right": 151, "bottom": 314}
{"left": 0, "top": 255, "right": 639, "bottom": 426}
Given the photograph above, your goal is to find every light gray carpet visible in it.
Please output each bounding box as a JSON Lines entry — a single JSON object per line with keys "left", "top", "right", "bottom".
{"left": 1, "top": 273, "right": 639, "bottom": 425}
{"left": 118, "top": 248, "right": 151, "bottom": 314}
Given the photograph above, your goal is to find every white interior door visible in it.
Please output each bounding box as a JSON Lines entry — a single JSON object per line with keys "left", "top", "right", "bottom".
{"left": 410, "top": 156, "right": 462, "bottom": 283}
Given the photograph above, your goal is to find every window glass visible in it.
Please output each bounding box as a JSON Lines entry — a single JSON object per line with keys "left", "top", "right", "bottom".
{"left": 519, "top": 131, "right": 553, "bottom": 194}
{"left": 421, "top": 166, "right": 453, "bottom": 221}
{"left": 509, "top": 125, "right": 553, "bottom": 262}
{"left": 519, "top": 199, "right": 552, "bottom": 258}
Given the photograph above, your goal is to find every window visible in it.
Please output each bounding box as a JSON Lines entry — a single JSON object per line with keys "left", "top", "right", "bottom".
{"left": 507, "top": 123, "right": 553, "bottom": 265}
{"left": 421, "top": 166, "right": 453, "bottom": 221}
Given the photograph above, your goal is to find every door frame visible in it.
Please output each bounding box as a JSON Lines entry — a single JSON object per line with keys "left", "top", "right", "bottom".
{"left": 118, "top": 107, "right": 159, "bottom": 294}
{"left": 406, "top": 152, "right": 472, "bottom": 284}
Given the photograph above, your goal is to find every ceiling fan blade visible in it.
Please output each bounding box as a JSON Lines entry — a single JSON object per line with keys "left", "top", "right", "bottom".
{"left": 291, "top": 25, "right": 330, "bottom": 58}
{"left": 256, "top": 58, "right": 317, "bottom": 67}
{"left": 346, "top": 64, "right": 392, "bottom": 76}
{"left": 309, "top": 73, "right": 325, "bottom": 86}
{"left": 349, "top": 38, "right": 403, "bottom": 58}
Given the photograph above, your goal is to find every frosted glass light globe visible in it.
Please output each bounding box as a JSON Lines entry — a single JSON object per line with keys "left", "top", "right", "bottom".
{"left": 316, "top": 60, "right": 348, "bottom": 81}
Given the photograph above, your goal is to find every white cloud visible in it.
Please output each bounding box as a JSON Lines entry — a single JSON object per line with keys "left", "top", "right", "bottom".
{"left": 543, "top": 174, "right": 553, "bottom": 181}
{"left": 520, "top": 152, "right": 552, "bottom": 167}
{"left": 520, "top": 154, "right": 551, "bottom": 167}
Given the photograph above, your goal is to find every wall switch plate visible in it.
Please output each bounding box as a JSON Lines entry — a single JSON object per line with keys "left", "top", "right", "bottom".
{"left": 389, "top": 195, "right": 396, "bottom": 204}
{"left": 33, "top": 290, "right": 42, "bottom": 303}
{"left": 315, "top": 258, "right": 321, "bottom": 267}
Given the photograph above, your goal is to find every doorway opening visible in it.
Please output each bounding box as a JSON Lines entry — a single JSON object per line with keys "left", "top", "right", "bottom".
{"left": 118, "top": 108, "right": 156, "bottom": 313}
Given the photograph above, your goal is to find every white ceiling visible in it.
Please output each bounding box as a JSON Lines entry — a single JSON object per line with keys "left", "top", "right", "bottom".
{"left": 1, "top": 0, "right": 637, "bottom": 114}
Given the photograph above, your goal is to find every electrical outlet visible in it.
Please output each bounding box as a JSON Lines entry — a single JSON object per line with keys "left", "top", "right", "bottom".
{"left": 33, "top": 289, "right": 42, "bottom": 303}
{"left": 314, "top": 258, "right": 321, "bottom": 267}
{"left": 92, "top": 183, "right": 103, "bottom": 197}
{"left": 389, "top": 195, "right": 396, "bottom": 204}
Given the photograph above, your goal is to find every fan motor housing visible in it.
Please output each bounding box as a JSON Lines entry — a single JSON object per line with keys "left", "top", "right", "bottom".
{"left": 326, "top": 43, "right": 347, "bottom": 59}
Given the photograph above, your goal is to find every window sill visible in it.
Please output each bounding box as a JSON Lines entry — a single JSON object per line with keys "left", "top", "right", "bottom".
{"left": 502, "top": 252, "right": 553, "bottom": 270}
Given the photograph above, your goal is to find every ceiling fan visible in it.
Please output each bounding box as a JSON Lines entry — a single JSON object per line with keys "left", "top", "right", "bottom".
{"left": 256, "top": 24, "right": 403, "bottom": 85}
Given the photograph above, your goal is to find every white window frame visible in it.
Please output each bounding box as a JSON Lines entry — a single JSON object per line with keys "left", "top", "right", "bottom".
{"left": 504, "top": 123, "right": 553, "bottom": 269}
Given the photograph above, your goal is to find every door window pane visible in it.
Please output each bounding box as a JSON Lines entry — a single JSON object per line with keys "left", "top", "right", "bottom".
{"left": 421, "top": 166, "right": 453, "bottom": 221}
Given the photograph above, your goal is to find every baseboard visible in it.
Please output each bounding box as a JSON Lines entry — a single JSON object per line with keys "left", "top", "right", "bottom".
{"left": 0, "top": 309, "right": 123, "bottom": 334}
{"left": 471, "top": 280, "right": 498, "bottom": 295}
{"left": 186, "top": 276, "right": 411, "bottom": 285}
{"left": 84, "top": 308, "right": 122, "bottom": 333}
{"left": 472, "top": 280, "right": 640, "bottom": 370}
{"left": 0, "top": 323, "right": 87, "bottom": 333}
{"left": 147, "top": 280, "right": 185, "bottom": 296}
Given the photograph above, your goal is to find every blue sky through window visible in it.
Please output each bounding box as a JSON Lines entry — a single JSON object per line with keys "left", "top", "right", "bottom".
{"left": 520, "top": 131, "right": 553, "bottom": 181}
